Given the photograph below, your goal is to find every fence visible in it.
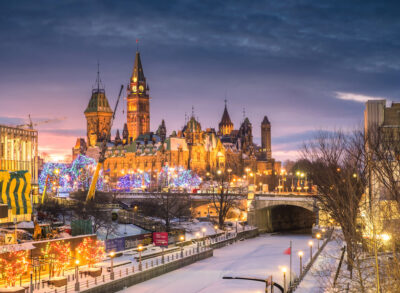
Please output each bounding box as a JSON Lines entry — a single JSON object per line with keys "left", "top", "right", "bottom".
{"left": 25, "top": 247, "right": 212, "bottom": 293}
{"left": 19, "top": 227, "right": 259, "bottom": 293}
{"left": 288, "top": 228, "right": 334, "bottom": 292}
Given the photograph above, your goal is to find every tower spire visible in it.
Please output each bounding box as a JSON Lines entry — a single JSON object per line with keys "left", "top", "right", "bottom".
{"left": 93, "top": 61, "right": 104, "bottom": 91}
{"left": 96, "top": 61, "right": 100, "bottom": 91}
{"left": 219, "top": 99, "right": 233, "bottom": 135}
{"left": 191, "top": 106, "right": 195, "bottom": 118}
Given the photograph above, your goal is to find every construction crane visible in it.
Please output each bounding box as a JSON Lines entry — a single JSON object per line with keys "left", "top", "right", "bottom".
{"left": 16, "top": 114, "right": 67, "bottom": 129}
{"left": 86, "top": 84, "right": 124, "bottom": 202}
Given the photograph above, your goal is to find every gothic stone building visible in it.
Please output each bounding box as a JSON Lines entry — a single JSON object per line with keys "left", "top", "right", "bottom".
{"left": 73, "top": 50, "right": 281, "bottom": 187}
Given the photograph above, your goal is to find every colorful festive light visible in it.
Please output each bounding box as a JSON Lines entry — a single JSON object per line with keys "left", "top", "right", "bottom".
{"left": 0, "top": 250, "right": 28, "bottom": 287}
{"left": 76, "top": 238, "right": 105, "bottom": 268}
{"left": 116, "top": 166, "right": 201, "bottom": 191}
{"left": 39, "top": 155, "right": 104, "bottom": 193}
{"left": 41, "top": 240, "right": 71, "bottom": 277}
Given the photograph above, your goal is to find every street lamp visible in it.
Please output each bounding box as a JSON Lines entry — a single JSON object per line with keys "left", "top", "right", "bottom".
{"left": 235, "top": 218, "right": 238, "bottom": 234}
{"left": 298, "top": 251, "right": 304, "bottom": 275}
{"left": 179, "top": 235, "right": 184, "bottom": 257}
{"left": 138, "top": 245, "right": 143, "bottom": 271}
{"left": 75, "top": 260, "right": 80, "bottom": 291}
{"left": 316, "top": 233, "right": 321, "bottom": 249}
{"left": 202, "top": 227, "right": 206, "bottom": 246}
{"left": 282, "top": 267, "right": 287, "bottom": 293}
{"left": 214, "top": 225, "right": 218, "bottom": 234}
{"left": 196, "top": 232, "right": 200, "bottom": 253}
{"left": 109, "top": 251, "right": 115, "bottom": 280}
{"left": 227, "top": 168, "right": 232, "bottom": 182}
{"left": 308, "top": 240, "right": 313, "bottom": 259}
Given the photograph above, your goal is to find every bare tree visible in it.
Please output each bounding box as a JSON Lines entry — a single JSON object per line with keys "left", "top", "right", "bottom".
{"left": 72, "top": 192, "right": 118, "bottom": 238}
{"left": 365, "top": 125, "right": 400, "bottom": 206}
{"left": 211, "top": 171, "right": 241, "bottom": 229}
{"left": 143, "top": 192, "right": 192, "bottom": 232}
{"left": 302, "top": 130, "right": 367, "bottom": 275}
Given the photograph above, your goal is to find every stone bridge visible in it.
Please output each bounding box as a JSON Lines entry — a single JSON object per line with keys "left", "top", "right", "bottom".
{"left": 111, "top": 192, "right": 319, "bottom": 232}
{"left": 247, "top": 194, "right": 318, "bottom": 233}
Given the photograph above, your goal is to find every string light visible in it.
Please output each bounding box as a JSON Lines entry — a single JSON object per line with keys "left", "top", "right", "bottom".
{"left": 41, "top": 240, "right": 71, "bottom": 277}
{"left": 76, "top": 238, "right": 105, "bottom": 268}
{"left": 116, "top": 166, "right": 201, "bottom": 191}
{"left": 0, "top": 250, "right": 28, "bottom": 287}
{"left": 39, "top": 154, "right": 104, "bottom": 193}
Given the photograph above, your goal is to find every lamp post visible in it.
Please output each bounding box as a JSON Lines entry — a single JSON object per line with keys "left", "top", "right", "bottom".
{"left": 138, "top": 245, "right": 143, "bottom": 271}
{"left": 316, "top": 233, "right": 321, "bottom": 250}
{"left": 74, "top": 260, "right": 80, "bottom": 292}
{"left": 282, "top": 267, "right": 287, "bottom": 293}
{"left": 30, "top": 272, "right": 33, "bottom": 293}
{"left": 235, "top": 218, "right": 238, "bottom": 234}
{"left": 179, "top": 235, "right": 184, "bottom": 258}
{"left": 308, "top": 240, "right": 313, "bottom": 259}
{"left": 298, "top": 251, "right": 304, "bottom": 275}
{"left": 110, "top": 251, "right": 115, "bottom": 280}
{"left": 202, "top": 227, "right": 206, "bottom": 247}
{"left": 227, "top": 168, "right": 232, "bottom": 183}
{"left": 196, "top": 232, "right": 200, "bottom": 253}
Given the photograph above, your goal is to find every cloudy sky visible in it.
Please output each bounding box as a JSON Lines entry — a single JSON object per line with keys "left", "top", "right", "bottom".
{"left": 1, "top": 0, "right": 399, "bottom": 162}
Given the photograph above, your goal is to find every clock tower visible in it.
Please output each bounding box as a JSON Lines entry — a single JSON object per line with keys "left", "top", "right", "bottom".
{"left": 127, "top": 51, "right": 150, "bottom": 142}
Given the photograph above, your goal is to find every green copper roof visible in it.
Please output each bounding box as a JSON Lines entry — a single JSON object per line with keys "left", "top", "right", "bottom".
{"left": 84, "top": 89, "right": 113, "bottom": 113}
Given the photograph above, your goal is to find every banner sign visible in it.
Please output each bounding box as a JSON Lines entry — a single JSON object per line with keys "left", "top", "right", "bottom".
{"left": 153, "top": 232, "right": 168, "bottom": 247}
{"left": 105, "top": 233, "right": 153, "bottom": 252}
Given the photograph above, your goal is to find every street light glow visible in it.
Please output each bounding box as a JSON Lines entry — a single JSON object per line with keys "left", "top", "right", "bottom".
{"left": 298, "top": 251, "right": 304, "bottom": 257}
{"left": 308, "top": 240, "right": 313, "bottom": 247}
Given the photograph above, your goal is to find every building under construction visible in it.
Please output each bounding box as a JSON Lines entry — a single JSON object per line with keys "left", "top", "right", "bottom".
{"left": 0, "top": 124, "right": 38, "bottom": 183}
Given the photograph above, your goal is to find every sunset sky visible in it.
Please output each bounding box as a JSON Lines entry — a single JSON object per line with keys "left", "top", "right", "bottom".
{"left": 1, "top": 1, "right": 399, "bottom": 162}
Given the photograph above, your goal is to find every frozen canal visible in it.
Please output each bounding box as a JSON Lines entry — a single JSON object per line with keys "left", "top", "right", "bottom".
{"left": 121, "top": 233, "right": 318, "bottom": 293}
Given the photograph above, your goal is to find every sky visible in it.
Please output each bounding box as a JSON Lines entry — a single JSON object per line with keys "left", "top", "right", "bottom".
{"left": 1, "top": 0, "right": 400, "bottom": 162}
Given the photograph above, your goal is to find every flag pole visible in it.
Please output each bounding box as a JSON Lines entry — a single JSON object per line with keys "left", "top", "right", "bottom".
{"left": 290, "top": 240, "right": 292, "bottom": 287}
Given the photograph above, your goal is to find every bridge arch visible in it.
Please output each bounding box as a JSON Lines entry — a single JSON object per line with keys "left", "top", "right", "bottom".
{"left": 249, "top": 199, "right": 317, "bottom": 233}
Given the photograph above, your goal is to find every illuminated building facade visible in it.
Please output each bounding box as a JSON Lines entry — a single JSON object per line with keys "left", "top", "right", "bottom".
{"left": 74, "top": 49, "right": 281, "bottom": 188}
{"left": 0, "top": 124, "right": 38, "bottom": 183}
{"left": 363, "top": 100, "right": 400, "bottom": 238}
{"left": 126, "top": 51, "right": 150, "bottom": 142}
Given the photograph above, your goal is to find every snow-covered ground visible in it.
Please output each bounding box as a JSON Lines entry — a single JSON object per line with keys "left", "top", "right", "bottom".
{"left": 296, "top": 237, "right": 343, "bottom": 293}
{"left": 120, "top": 233, "right": 318, "bottom": 293}
{"left": 97, "top": 224, "right": 148, "bottom": 240}
{"left": 172, "top": 219, "right": 247, "bottom": 241}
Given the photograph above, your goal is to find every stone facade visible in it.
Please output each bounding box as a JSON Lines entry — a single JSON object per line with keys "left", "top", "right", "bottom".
{"left": 75, "top": 49, "right": 281, "bottom": 186}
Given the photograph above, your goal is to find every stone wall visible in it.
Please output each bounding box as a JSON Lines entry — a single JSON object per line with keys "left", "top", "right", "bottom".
{"left": 81, "top": 249, "right": 213, "bottom": 293}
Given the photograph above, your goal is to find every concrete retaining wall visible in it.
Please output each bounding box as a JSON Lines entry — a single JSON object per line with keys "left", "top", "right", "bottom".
{"left": 81, "top": 250, "right": 213, "bottom": 293}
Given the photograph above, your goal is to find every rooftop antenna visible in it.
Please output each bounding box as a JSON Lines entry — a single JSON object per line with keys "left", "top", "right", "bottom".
{"left": 93, "top": 60, "right": 103, "bottom": 91}
{"left": 136, "top": 39, "right": 139, "bottom": 52}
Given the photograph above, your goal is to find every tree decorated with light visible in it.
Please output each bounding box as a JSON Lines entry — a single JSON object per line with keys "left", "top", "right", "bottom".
{"left": 76, "top": 238, "right": 105, "bottom": 268}
{"left": 41, "top": 240, "right": 71, "bottom": 277}
{"left": 0, "top": 250, "right": 28, "bottom": 287}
